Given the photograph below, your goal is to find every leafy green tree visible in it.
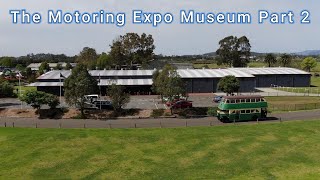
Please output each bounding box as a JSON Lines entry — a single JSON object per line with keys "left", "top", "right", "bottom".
{"left": 216, "top": 36, "right": 251, "bottom": 67}
{"left": 264, "top": 53, "right": 277, "bottom": 67}
{"left": 218, "top": 75, "right": 240, "bottom": 95}
{"left": 20, "top": 91, "right": 46, "bottom": 109}
{"left": 15, "top": 64, "right": 25, "bottom": 72}
{"left": 54, "top": 63, "right": 62, "bottom": 70}
{"left": 46, "top": 94, "right": 60, "bottom": 109}
{"left": 76, "top": 47, "right": 98, "bottom": 70}
{"left": 109, "top": 33, "right": 155, "bottom": 69}
{"left": 64, "top": 64, "right": 98, "bottom": 117}
{"left": 0, "top": 57, "right": 14, "bottom": 67}
{"left": 108, "top": 84, "right": 130, "bottom": 113}
{"left": 96, "top": 53, "right": 111, "bottom": 70}
{"left": 279, "top": 54, "right": 292, "bottom": 67}
{"left": 65, "top": 62, "right": 73, "bottom": 70}
{"left": 301, "top": 57, "right": 317, "bottom": 72}
{"left": 152, "top": 65, "right": 186, "bottom": 101}
{"left": 0, "top": 81, "right": 14, "bottom": 98}
{"left": 39, "top": 61, "right": 50, "bottom": 75}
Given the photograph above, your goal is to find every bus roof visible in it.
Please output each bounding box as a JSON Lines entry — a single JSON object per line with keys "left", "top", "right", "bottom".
{"left": 223, "top": 95, "right": 264, "bottom": 100}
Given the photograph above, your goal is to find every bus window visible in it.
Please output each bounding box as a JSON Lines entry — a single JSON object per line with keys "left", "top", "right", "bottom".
{"left": 241, "top": 99, "right": 246, "bottom": 103}
{"left": 241, "top": 110, "right": 246, "bottom": 114}
{"left": 230, "top": 110, "right": 235, "bottom": 114}
{"left": 256, "top": 99, "right": 260, "bottom": 102}
{"left": 261, "top": 98, "right": 265, "bottom": 102}
{"left": 251, "top": 109, "right": 255, "bottom": 113}
{"left": 246, "top": 99, "right": 250, "bottom": 103}
{"left": 256, "top": 109, "right": 260, "bottom": 113}
{"left": 236, "top": 99, "right": 240, "bottom": 103}
{"left": 250, "top": 99, "right": 256, "bottom": 103}
{"left": 246, "top": 110, "right": 251, "bottom": 114}
{"left": 231, "top": 100, "right": 235, "bottom": 104}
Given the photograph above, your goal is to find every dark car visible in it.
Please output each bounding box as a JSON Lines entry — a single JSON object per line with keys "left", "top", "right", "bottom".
{"left": 213, "top": 96, "right": 223, "bottom": 103}
{"left": 170, "top": 100, "right": 193, "bottom": 109}
{"left": 93, "top": 100, "right": 113, "bottom": 110}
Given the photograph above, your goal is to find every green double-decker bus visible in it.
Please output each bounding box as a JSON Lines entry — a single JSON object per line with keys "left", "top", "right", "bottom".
{"left": 217, "top": 95, "right": 268, "bottom": 122}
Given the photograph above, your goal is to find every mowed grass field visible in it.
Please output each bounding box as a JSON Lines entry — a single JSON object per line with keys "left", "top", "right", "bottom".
{"left": 1, "top": 120, "right": 320, "bottom": 179}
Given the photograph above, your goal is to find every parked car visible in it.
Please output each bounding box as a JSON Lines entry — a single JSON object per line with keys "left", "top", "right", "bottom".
{"left": 170, "top": 100, "right": 193, "bottom": 109}
{"left": 213, "top": 96, "right": 223, "bottom": 103}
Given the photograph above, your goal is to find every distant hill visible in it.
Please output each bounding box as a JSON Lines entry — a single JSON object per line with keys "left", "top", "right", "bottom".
{"left": 203, "top": 52, "right": 265, "bottom": 57}
{"left": 294, "top": 50, "right": 320, "bottom": 56}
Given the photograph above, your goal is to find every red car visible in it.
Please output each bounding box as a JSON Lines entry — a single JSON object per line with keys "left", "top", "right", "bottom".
{"left": 170, "top": 100, "right": 193, "bottom": 109}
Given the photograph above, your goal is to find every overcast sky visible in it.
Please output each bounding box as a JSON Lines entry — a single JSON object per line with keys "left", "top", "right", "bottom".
{"left": 0, "top": 0, "right": 319, "bottom": 56}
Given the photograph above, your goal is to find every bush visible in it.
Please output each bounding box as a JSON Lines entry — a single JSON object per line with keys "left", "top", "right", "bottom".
{"left": 46, "top": 94, "right": 60, "bottom": 109}
{"left": 0, "top": 81, "right": 15, "bottom": 98}
{"left": 151, "top": 109, "right": 164, "bottom": 117}
{"left": 207, "top": 107, "right": 217, "bottom": 116}
{"left": 20, "top": 91, "right": 60, "bottom": 109}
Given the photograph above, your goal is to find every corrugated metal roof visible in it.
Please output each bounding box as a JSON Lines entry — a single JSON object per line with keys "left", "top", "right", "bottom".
{"left": 28, "top": 79, "right": 152, "bottom": 87}
{"left": 177, "top": 69, "right": 254, "bottom": 78}
{"left": 233, "top": 67, "right": 310, "bottom": 75}
{"left": 90, "top": 70, "right": 154, "bottom": 77}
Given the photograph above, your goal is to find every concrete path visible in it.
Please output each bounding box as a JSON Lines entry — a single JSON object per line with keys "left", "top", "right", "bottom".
{"left": 0, "top": 110, "right": 319, "bottom": 129}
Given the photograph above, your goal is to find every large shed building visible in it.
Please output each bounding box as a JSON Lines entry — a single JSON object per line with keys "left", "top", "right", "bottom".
{"left": 28, "top": 67, "right": 311, "bottom": 95}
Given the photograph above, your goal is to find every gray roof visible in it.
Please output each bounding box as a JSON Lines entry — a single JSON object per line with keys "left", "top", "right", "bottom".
{"left": 233, "top": 67, "right": 311, "bottom": 75}
{"left": 28, "top": 79, "right": 152, "bottom": 86}
{"left": 36, "top": 67, "right": 309, "bottom": 81}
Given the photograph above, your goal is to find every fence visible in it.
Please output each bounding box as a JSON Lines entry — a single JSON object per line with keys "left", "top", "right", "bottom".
{"left": 269, "top": 85, "right": 320, "bottom": 97}
{"left": 269, "top": 103, "right": 320, "bottom": 112}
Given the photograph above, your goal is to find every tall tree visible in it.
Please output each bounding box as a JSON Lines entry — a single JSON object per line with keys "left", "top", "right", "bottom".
{"left": 64, "top": 64, "right": 99, "bottom": 118}
{"left": 96, "top": 53, "right": 111, "bottom": 70}
{"left": 76, "top": 47, "right": 98, "bottom": 70}
{"left": 301, "top": 57, "right": 317, "bottom": 72}
{"left": 152, "top": 65, "right": 186, "bottom": 101}
{"left": 216, "top": 35, "right": 251, "bottom": 67}
{"left": 264, "top": 53, "right": 277, "bottom": 67}
{"left": 279, "top": 54, "right": 292, "bottom": 67}
{"left": 109, "top": 33, "right": 155, "bottom": 69}
{"left": 218, "top": 75, "right": 240, "bottom": 95}
{"left": 38, "top": 61, "right": 50, "bottom": 75}
{"left": 65, "top": 62, "right": 73, "bottom": 70}
{"left": 0, "top": 57, "right": 14, "bottom": 67}
{"left": 107, "top": 84, "right": 130, "bottom": 113}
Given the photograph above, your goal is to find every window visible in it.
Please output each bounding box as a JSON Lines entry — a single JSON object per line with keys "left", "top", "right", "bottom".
{"left": 246, "top": 110, "right": 251, "bottom": 114}
{"left": 250, "top": 99, "right": 256, "bottom": 103}
{"left": 261, "top": 98, "right": 266, "bottom": 102}
{"left": 241, "top": 99, "right": 246, "bottom": 103}
{"left": 241, "top": 110, "right": 246, "bottom": 114}
{"left": 236, "top": 100, "right": 240, "bottom": 103}
{"left": 230, "top": 110, "right": 235, "bottom": 114}
{"left": 251, "top": 110, "right": 255, "bottom": 113}
{"left": 256, "top": 99, "right": 261, "bottom": 102}
{"left": 231, "top": 100, "right": 235, "bottom": 104}
{"left": 246, "top": 99, "right": 250, "bottom": 103}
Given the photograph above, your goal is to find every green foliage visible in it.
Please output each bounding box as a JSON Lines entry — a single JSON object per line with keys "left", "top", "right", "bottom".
{"left": 109, "top": 33, "right": 155, "bottom": 68}
{"left": 301, "top": 57, "right": 317, "bottom": 72}
{"left": 151, "top": 109, "right": 164, "bottom": 117}
{"left": 20, "top": 91, "right": 59, "bottom": 109}
{"left": 65, "top": 62, "right": 73, "bottom": 70}
{"left": 279, "top": 54, "right": 292, "bottom": 67}
{"left": 38, "top": 62, "right": 50, "bottom": 75}
{"left": 216, "top": 36, "right": 251, "bottom": 67}
{"left": 15, "top": 64, "right": 25, "bottom": 71}
{"left": 218, "top": 75, "right": 240, "bottom": 95}
{"left": 107, "top": 84, "right": 130, "bottom": 113}
{"left": 96, "top": 53, "right": 111, "bottom": 70}
{"left": 54, "top": 64, "right": 62, "bottom": 70}
{"left": 0, "top": 81, "right": 15, "bottom": 98}
{"left": 207, "top": 107, "right": 217, "bottom": 116}
{"left": 0, "top": 57, "right": 14, "bottom": 67}
{"left": 76, "top": 47, "right": 98, "bottom": 70}
{"left": 64, "top": 64, "right": 98, "bottom": 117}
{"left": 264, "top": 53, "right": 277, "bottom": 67}
{"left": 152, "top": 65, "right": 186, "bottom": 100}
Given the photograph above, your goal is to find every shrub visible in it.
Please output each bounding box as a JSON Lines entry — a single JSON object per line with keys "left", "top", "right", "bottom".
{"left": 46, "top": 94, "right": 60, "bottom": 109}
{"left": 151, "top": 109, "right": 164, "bottom": 117}
{"left": 207, "top": 107, "right": 217, "bottom": 116}
{"left": 0, "top": 81, "right": 14, "bottom": 98}
{"left": 20, "top": 91, "right": 60, "bottom": 109}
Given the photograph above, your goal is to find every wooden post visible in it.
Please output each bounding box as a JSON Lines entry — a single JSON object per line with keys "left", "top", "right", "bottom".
{"left": 12, "top": 122, "right": 15, "bottom": 128}
{"left": 4, "top": 122, "right": 6, "bottom": 127}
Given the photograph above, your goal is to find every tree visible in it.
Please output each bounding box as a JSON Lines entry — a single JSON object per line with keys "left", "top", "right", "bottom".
{"left": 108, "top": 84, "right": 130, "bottom": 113}
{"left": 54, "top": 63, "right": 62, "bottom": 70}
{"left": 0, "top": 81, "right": 14, "bottom": 98}
{"left": 152, "top": 65, "right": 186, "bottom": 101}
{"left": 301, "top": 57, "right": 317, "bottom": 72}
{"left": 15, "top": 64, "right": 25, "bottom": 72}
{"left": 64, "top": 64, "right": 98, "bottom": 118}
{"left": 20, "top": 91, "right": 59, "bottom": 109}
{"left": 216, "top": 36, "right": 251, "bottom": 67}
{"left": 264, "top": 53, "right": 277, "bottom": 67}
{"left": 0, "top": 57, "right": 14, "bottom": 67}
{"left": 96, "top": 53, "right": 111, "bottom": 70}
{"left": 109, "top": 33, "right": 155, "bottom": 69}
{"left": 76, "top": 47, "right": 98, "bottom": 70}
{"left": 65, "top": 62, "right": 73, "bottom": 70}
{"left": 218, "top": 75, "right": 240, "bottom": 95}
{"left": 38, "top": 61, "right": 50, "bottom": 75}
{"left": 279, "top": 54, "right": 292, "bottom": 67}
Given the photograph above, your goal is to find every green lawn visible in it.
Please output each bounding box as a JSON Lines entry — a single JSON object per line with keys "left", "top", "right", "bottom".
{"left": 1, "top": 120, "right": 320, "bottom": 179}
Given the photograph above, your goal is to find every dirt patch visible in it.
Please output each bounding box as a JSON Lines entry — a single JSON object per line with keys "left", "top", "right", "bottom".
{"left": 0, "top": 108, "right": 37, "bottom": 118}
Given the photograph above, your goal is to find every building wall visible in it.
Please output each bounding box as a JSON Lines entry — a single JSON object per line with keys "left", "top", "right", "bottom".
{"left": 255, "top": 74, "right": 311, "bottom": 87}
